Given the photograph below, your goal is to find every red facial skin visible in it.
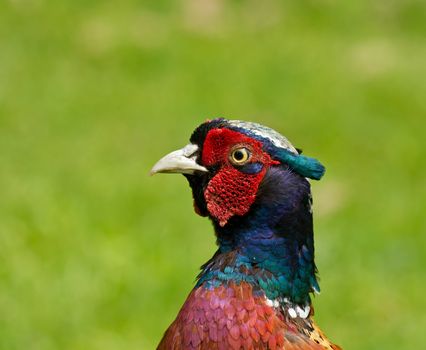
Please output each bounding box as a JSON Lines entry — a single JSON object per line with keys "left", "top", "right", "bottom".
{"left": 201, "top": 128, "right": 280, "bottom": 226}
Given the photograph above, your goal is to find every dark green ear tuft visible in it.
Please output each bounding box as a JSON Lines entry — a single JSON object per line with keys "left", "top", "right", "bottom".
{"left": 275, "top": 149, "right": 325, "bottom": 180}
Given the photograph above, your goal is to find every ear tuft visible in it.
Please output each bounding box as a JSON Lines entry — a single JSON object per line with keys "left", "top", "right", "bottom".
{"left": 275, "top": 149, "right": 325, "bottom": 180}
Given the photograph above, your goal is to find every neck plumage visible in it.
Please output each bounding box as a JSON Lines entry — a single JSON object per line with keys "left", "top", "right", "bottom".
{"left": 197, "top": 167, "right": 319, "bottom": 305}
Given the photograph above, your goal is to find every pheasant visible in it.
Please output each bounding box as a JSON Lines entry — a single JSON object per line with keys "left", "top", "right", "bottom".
{"left": 151, "top": 119, "right": 341, "bottom": 350}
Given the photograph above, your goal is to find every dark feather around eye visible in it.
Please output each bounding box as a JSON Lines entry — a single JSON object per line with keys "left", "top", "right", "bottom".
{"left": 239, "top": 162, "right": 263, "bottom": 174}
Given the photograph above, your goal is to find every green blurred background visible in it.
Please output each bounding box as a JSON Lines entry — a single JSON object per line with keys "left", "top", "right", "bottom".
{"left": 0, "top": 0, "right": 425, "bottom": 349}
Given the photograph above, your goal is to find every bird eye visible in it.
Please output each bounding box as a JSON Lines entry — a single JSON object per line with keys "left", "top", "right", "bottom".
{"left": 230, "top": 147, "right": 250, "bottom": 165}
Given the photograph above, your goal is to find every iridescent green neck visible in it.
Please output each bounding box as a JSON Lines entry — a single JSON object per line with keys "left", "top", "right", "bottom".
{"left": 197, "top": 167, "right": 319, "bottom": 305}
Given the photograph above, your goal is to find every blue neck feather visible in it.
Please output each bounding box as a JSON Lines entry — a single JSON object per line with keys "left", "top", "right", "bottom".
{"left": 197, "top": 166, "right": 319, "bottom": 305}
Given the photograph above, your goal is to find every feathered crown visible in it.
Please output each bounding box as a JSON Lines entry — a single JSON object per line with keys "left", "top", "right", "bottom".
{"left": 225, "top": 119, "right": 325, "bottom": 180}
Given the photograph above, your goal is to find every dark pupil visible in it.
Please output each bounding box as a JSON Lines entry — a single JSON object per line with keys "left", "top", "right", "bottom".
{"left": 234, "top": 150, "right": 244, "bottom": 161}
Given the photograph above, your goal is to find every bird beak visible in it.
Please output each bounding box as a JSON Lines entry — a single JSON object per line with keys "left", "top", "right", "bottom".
{"left": 150, "top": 144, "right": 208, "bottom": 175}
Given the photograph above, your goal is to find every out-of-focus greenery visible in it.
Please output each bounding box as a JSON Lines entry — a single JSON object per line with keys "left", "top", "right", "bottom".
{"left": 0, "top": 0, "right": 425, "bottom": 349}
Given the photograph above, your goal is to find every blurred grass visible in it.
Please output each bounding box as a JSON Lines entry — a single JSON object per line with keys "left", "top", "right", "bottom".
{"left": 0, "top": 0, "right": 425, "bottom": 349}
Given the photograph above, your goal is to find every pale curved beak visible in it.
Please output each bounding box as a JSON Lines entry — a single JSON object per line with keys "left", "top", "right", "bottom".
{"left": 150, "top": 144, "right": 208, "bottom": 175}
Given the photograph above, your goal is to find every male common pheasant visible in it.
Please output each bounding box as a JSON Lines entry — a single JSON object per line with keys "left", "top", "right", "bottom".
{"left": 151, "top": 119, "right": 341, "bottom": 350}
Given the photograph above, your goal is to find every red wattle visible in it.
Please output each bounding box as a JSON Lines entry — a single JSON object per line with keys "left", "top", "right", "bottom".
{"left": 201, "top": 128, "right": 278, "bottom": 226}
{"left": 205, "top": 167, "right": 266, "bottom": 226}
